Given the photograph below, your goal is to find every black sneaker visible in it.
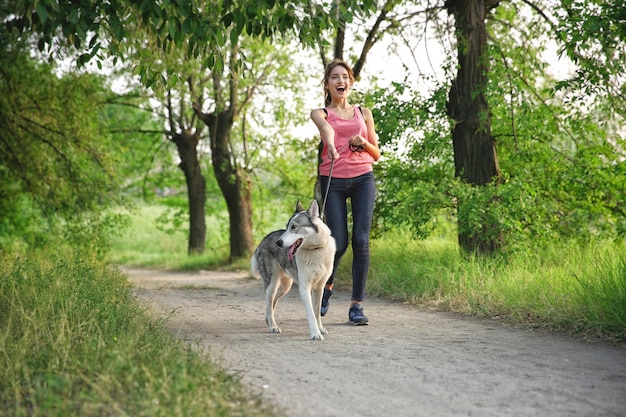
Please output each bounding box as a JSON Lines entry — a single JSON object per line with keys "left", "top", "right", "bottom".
{"left": 320, "top": 287, "right": 333, "bottom": 316}
{"left": 348, "top": 304, "right": 369, "bottom": 325}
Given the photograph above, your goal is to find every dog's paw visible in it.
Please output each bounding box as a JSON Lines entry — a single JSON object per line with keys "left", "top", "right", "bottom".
{"left": 320, "top": 327, "right": 328, "bottom": 335}
{"left": 269, "top": 326, "right": 281, "bottom": 333}
{"left": 310, "top": 333, "right": 324, "bottom": 341}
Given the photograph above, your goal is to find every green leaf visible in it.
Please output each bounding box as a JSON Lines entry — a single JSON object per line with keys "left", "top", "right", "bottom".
{"left": 88, "top": 33, "right": 99, "bottom": 48}
{"left": 35, "top": 2, "right": 49, "bottom": 24}
{"left": 76, "top": 21, "right": 87, "bottom": 42}
{"left": 222, "top": 12, "right": 233, "bottom": 28}
{"left": 68, "top": 8, "right": 79, "bottom": 24}
{"left": 109, "top": 13, "right": 123, "bottom": 40}
{"left": 46, "top": 0, "right": 60, "bottom": 13}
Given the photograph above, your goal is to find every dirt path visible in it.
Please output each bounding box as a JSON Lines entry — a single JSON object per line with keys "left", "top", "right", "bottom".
{"left": 125, "top": 268, "right": 626, "bottom": 417}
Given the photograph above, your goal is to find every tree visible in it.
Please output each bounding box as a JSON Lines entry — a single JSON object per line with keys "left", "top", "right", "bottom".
{"left": 170, "top": 116, "right": 207, "bottom": 254}
{"left": 192, "top": 40, "right": 299, "bottom": 259}
{"left": 126, "top": 29, "right": 305, "bottom": 258}
{"left": 192, "top": 64, "right": 253, "bottom": 257}
{"left": 444, "top": 0, "right": 626, "bottom": 252}
{"left": 147, "top": 63, "right": 210, "bottom": 256}
{"left": 305, "top": 0, "right": 505, "bottom": 252}
{"left": 445, "top": 0, "right": 503, "bottom": 254}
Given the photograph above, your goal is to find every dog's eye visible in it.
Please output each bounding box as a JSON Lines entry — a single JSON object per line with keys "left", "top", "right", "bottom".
{"left": 290, "top": 224, "right": 296, "bottom": 230}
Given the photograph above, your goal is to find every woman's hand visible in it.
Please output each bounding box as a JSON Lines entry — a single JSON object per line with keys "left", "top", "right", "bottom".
{"left": 349, "top": 135, "right": 366, "bottom": 147}
{"left": 327, "top": 143, "right": 340, "bottom": 160}
{"left": 349, "top": 135, "right": 366, "bottom": 152}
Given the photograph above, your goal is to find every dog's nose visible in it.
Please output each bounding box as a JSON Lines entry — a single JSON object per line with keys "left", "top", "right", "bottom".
{"left": 276, "top": 239, "right": 283, "bottom": 247}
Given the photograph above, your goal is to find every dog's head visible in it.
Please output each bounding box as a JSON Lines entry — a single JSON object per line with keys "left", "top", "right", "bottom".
{"left": 277, "top": 200, "right": 323, "bottom": 260}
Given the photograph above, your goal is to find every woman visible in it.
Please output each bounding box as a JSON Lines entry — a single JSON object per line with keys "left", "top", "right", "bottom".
{"left": 310, "top": 59, "right": 381, "bottom": 325}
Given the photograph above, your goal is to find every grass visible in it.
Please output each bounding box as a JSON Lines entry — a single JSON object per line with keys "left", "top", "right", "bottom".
{"left": 0, "top": 248, "right": 275, "bottom": 417}
{"left": 108, "top": 205, "right": 232, "bottom": 270}
{"left": 110, "top": 204, "right": 625, "bottom": 341}
{"left": 364, "top": 231, "right": 626, "bottom": 341}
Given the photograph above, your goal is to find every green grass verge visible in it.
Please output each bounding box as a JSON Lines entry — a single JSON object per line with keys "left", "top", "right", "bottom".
{"left": 364, "top": 232, "right": 626, "bottom": 341}
{"left": 0, "top": 249, "right": 275, "bottom": 417}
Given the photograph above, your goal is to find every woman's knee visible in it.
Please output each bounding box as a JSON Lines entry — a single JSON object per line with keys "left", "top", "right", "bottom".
{"left": 352, "top": 229, "right": 371, "bottom": 250}
{"left": 335, "top": 238, "right": 349, "bottom": 257}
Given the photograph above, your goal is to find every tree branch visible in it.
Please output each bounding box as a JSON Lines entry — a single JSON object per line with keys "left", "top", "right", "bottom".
{"left": 333, "top": 0, "right": 345, "bottom": 60}
{"left": 353, "top": 0, "right": 398, "bottom": 79}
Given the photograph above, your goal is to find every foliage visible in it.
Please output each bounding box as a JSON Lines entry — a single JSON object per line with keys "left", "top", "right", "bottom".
{"left": 0, "top": 34, "right": 128, "bottom": 250}
{"left": 102, "top": 91, "right": 172, "bottom": 200}
{"left": 487, "top": 1, "right": 626, "bottom": 243}
{"left": 249, "top": 134, "right": 321, "bottom": 235}
{"left": 6, "top": 0, "right": 378, "bottom": 86}
{"left": 0, "top": 249, "right": 274, "bottom": 416}
{"left": 366, "top": 80, "right": 454, "bottom": 239}
{"left": 555, "top": 0, "right": 626, "bottom": 99}
{"left": 366, "top": 1, "right": 626, "bottom": 249}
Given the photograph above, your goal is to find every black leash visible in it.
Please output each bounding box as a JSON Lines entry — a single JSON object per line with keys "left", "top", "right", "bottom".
{"left": 320, "top": 157, "right": 334, "bottom": 222}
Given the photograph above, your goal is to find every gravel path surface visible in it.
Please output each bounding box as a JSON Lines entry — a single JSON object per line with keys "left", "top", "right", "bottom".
{"left": 125, "top": 268, "right": 626, "bottom": 417}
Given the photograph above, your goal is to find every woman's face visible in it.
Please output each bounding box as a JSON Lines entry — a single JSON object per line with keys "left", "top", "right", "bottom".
{"left": 326, "top": 65, "right": 352, "bottom": 102}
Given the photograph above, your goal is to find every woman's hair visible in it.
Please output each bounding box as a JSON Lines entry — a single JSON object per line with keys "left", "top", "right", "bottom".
{"left": 323, "top": 59, "right": 355, "bottom": 107}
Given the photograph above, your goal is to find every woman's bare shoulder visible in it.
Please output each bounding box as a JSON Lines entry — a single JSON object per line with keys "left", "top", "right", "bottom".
{"left": 360, "top": 106, "right": 373, "bottom": 116}
{"left": 310, "top": 108, "right": 328, "bottom": 120}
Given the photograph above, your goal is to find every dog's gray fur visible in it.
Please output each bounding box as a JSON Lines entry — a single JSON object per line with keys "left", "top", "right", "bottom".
{"left": 251, "top": 200, "right": 336, "bottom": 340}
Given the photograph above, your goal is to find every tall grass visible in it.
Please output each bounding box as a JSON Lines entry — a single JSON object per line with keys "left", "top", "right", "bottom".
{"left": 0, "top": 249, "right": 274, "bottom": 416}
{"left": 362, "top": 233, "right": 626, "bottom": 340}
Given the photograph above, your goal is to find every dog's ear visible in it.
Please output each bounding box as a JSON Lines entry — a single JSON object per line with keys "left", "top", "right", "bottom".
{"left": 307, "top": 199, "right": 320, "bottom": 218}
{"left": 295, "top": 199, "right": 304, "bottom": 213}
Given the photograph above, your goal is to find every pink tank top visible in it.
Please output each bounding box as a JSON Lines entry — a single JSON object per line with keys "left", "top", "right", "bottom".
{"left": 319, "top": 107, "right": 375, "bottom": 178}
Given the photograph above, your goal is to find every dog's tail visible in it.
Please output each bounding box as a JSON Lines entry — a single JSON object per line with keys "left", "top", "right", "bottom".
{"left": 250, "top": 249, "right": 261, "bottom": 280}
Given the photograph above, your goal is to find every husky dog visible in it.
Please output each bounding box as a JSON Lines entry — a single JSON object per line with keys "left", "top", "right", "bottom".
{"left": 251, "top": 200, "right": 336, "bottom": 340}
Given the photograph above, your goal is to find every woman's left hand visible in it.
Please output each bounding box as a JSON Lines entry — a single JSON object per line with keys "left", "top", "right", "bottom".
{"left": 350, "top": 135, "right": 366, "bottom": 147}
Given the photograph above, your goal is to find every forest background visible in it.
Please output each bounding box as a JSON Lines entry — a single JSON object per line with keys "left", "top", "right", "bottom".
{"left": 1, "top": 1, "right": 625, "bottom": 414}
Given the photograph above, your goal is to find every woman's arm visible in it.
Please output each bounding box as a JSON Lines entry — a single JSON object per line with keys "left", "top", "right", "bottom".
{"left": 356, "top": 107, "right": 381, "bottom": 161}
{"left": 310, "top": 108, "right": 340, "bottom": 160}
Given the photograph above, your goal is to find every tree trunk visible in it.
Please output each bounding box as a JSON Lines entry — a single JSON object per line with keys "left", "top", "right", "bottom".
{"left": 446, "top": 0, "right": 503, "bottom": 254}
{"left": 172, "top": 130, "right": 206, "bottom": 254}
{"left": 206, "top": 110, "right": 254, "bottom": 260}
